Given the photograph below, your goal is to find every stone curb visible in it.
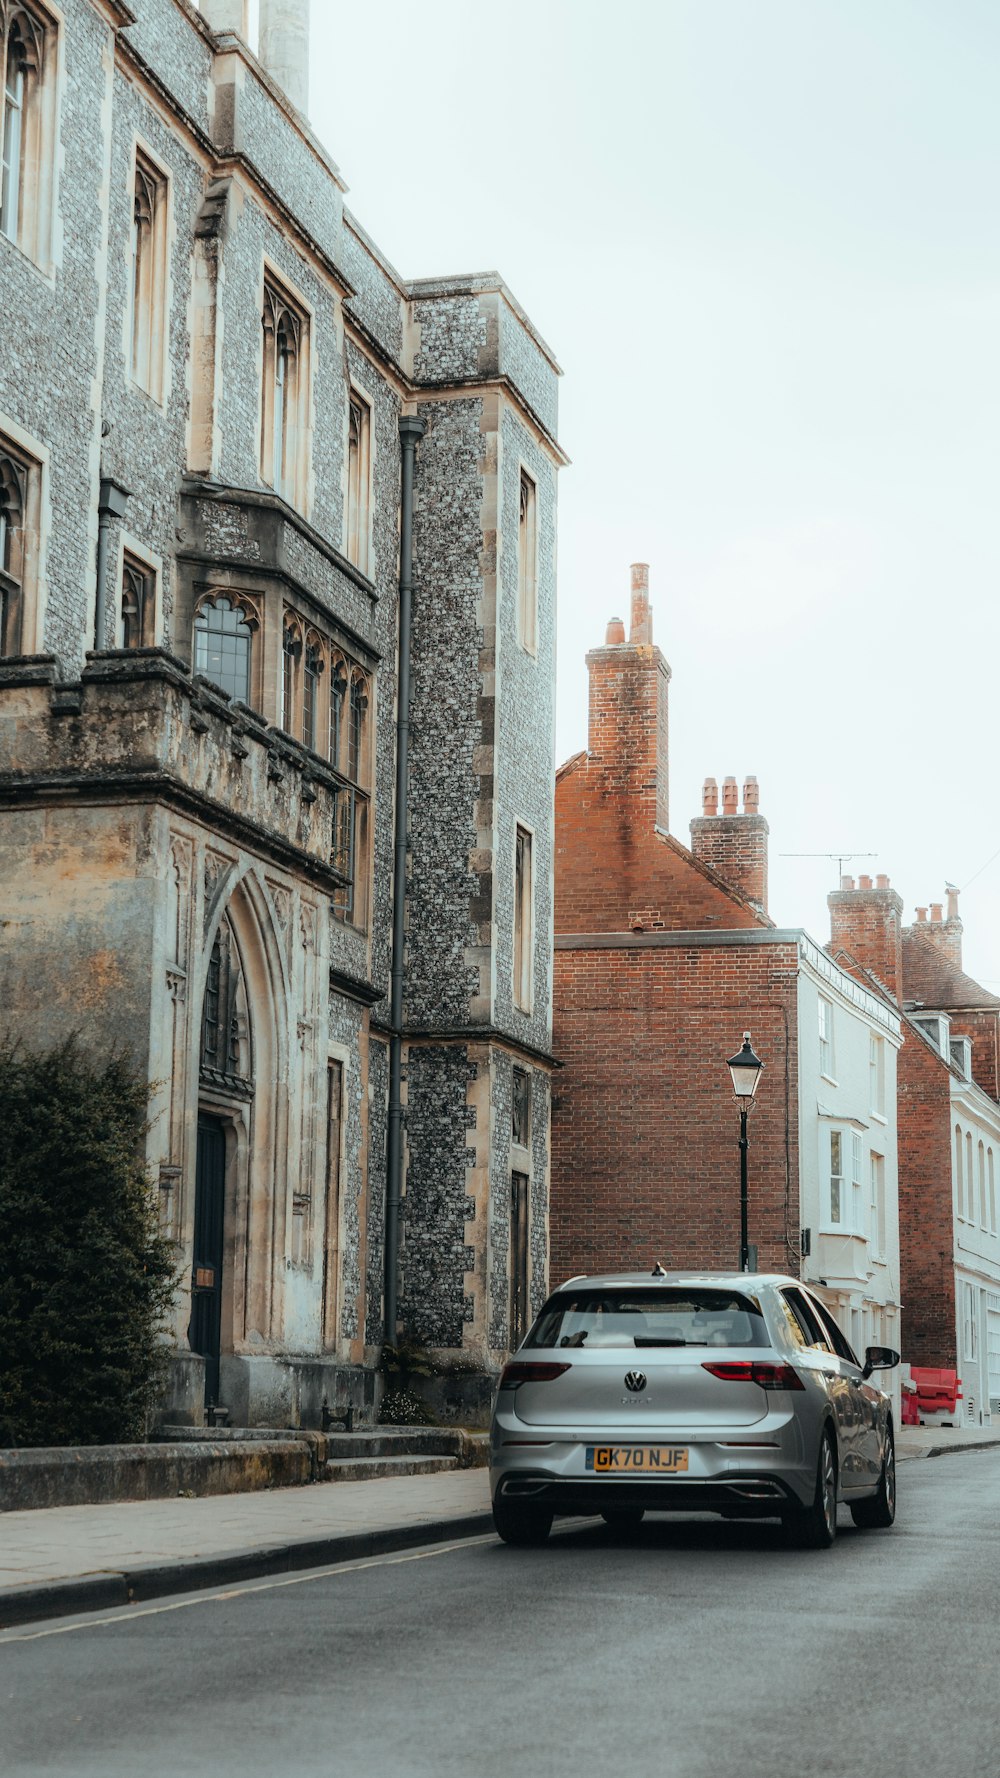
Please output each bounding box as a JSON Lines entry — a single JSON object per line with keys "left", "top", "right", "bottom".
{"left": 0, "top": 1510, "right": 495, "bottom": 1631}
{"left": 898, "top": 1438, "right": 1000, "bottom": 1462}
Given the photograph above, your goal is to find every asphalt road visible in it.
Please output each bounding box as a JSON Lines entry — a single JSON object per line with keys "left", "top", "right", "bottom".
{"left": 2, "top": 1451, "right": 998, "bottom": 1778}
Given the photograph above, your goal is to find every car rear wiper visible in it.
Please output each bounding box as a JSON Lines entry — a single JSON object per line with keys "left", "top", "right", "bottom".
{"left": 633, "top": 1336, "right": 689, "bottom": 1347}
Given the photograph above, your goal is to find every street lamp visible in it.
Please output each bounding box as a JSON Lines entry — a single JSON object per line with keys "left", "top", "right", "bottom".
{"left": 726, "top": 1031, "right": 764, "bottom": 1273}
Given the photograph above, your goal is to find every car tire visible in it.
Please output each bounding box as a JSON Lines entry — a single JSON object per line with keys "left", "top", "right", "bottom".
{"left": 784, "top": 1429, "right": 838, "bottom": 1550}
{"left": 849, "top": 1427, "right": 896, "bottom": 1530}
{"left": 600, "top": 1507, "right": 645, "bottom": 1531}
{"left": 493, "top": 1500, "right": 553, "bottom": 1546}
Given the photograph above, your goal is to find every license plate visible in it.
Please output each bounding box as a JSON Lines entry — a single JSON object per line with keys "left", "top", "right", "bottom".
{"left": 586, "top": 1445, "right": 689, "bottom": 1474}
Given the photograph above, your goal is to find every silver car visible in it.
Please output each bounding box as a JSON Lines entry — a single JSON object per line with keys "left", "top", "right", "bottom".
{"left": 490, "top": 1270, "right": 899, "bottom": 1549}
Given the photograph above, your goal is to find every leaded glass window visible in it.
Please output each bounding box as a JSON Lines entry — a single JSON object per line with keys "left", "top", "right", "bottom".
{"left": 194, "top": 596, "right": 253, "bottom": 702}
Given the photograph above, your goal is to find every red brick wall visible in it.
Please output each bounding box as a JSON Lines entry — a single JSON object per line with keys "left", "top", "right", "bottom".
{"left": 551, "top": 939, "right": 801, "bottom": 1284}
{"left": 556, "top": 763, "right": 767, "bottom": 935}
{"left": 585, "top": 641, "right": 670, "bottom": 834}
{"left": 828, "top": 880, "right": 903, "bottom": 1003}
{"left": 689, "top": 813, "right": 769, "bottom": 914}
{"left": 896, "top": 1027, "right": 957, "bottom": 1369}
{"left": 947, "top": 1010, "right": 1000, "bottom": 1100}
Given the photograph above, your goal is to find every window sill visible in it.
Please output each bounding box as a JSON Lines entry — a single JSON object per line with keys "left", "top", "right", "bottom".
{"left": 869, "top": 1111, "right": 888, "bottom": 1126}
{"left": 820, "top": 1072, "right": 838, "bottom": 1087}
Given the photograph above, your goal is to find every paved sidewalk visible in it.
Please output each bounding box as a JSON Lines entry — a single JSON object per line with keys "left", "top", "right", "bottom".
{"left": 0, "top": 1468, "right": 492, "bottom": 1629}
{"left": 2, "top": 1426, "right": 997, "bottom": 1631}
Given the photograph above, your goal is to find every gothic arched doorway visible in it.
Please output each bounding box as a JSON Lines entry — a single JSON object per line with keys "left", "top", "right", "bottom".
{"left": 189, "top": 913, "right": 254, "bottom": 1411}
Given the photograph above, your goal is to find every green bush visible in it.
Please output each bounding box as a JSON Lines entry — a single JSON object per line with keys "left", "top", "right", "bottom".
{"left": 0, "top": 1040, "right": 178, "bottom": 1447}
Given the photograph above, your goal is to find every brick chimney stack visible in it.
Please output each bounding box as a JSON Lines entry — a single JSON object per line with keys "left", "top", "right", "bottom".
{"left": 828, "top": 873, "right": 904, "bottom": 1005}
{"left": 586, "top": 563, "right": 670, "bottom": 833}
{"left": 689, "top": 775, "right": 769, "bottom": 914}
{"left": 905, "top": 885, "right": 963, "bottom": 971}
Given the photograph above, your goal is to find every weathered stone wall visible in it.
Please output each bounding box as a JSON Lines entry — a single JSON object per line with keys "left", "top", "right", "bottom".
{"left": 0, "top": 0, "right": 562, "bottom": 1416}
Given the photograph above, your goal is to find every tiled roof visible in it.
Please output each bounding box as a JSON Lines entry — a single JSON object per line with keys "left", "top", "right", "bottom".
{"left": 901, "top": 929, "right": 1000, "bottom": 1011}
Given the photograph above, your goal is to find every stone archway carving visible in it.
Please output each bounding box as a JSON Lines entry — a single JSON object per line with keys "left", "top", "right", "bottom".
{"left": 192, "top": 865, "right": 292, "bottom": 1354}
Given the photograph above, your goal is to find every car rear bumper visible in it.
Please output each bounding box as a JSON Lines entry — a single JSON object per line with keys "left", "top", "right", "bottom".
{"left": 493, "top": 1468, "right": 803, "bottom": 1517}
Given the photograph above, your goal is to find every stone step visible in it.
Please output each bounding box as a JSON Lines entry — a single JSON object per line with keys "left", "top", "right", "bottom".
{"left": 322, "top": 1455, "right": 459, "bottom": 1483}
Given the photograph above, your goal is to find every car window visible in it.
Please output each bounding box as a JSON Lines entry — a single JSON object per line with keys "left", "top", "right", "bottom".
{"left": 524, "top": 1289, "right": 769, "bottom": 1350}
{"left": 778, "top": 1288, "right": 834, "bottom": 1353}
{"left": 805, "top": 1294, "right": 860, "bottom": 1366}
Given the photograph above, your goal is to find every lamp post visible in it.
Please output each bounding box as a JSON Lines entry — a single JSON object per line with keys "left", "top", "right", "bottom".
{"left": 726, "top": 1031, "right": 764, "bottom": 1273}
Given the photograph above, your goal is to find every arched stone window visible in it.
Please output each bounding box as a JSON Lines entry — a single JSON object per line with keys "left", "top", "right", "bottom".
{"left": 261, "top": 277, "right": 306, "bottom": 506}
{"left": 328, "top": 656, "right": 347, "bottom": 769}
{"left": 345, "top": 390, "right": 371, "bottom": 573}
{"left": 194, "top": 594, "right": 256, "bottom": 703}
{"left": 302, "top": 634, "right": 323, "bottom": 751}
{"left": 347, "top": 671, "right": 367, "bottom": 783}
{"left": 0, "top": 444, "right": 26, "bottom": 656}
{"left": 280, "top": 616, "right": 302, "bottom": 734}
{"left": 200, "top": 915, "right": 252, "bottom": 1092}
{"left": 0, "top": 2, "right": 48, "bottom": 254}
{"left": 120, "top": 552, "right": 156, "bottom": 649}
{"left": 130, "top": 150, "right": 168, "bottom": 399}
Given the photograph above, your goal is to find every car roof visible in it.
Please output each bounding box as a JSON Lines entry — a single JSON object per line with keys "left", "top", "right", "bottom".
{"left": 549, "top": 1271, "right": 799, "bottom": 1293}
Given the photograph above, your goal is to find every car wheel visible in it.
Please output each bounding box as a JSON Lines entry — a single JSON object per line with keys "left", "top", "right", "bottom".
{"left": 785, "top": 1430, "right": 838, "bottom": 1549}
{"left": 600, "top": 1507, "right": 645, "bottom": 1531}
{"left": 493, "top": 1499, "right": 553, "bottom": 1546}
{"left": 849, "top": 1427, "right": 896, "bottom": 1530}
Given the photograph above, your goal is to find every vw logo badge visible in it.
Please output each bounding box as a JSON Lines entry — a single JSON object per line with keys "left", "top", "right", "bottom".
{"left": 624, "top": 1371, "right": 647, "bottom": 1393}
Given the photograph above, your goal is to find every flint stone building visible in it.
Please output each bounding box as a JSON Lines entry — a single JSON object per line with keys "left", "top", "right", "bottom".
{"left": 0, "top": 0, "right": 562, "bottom": 1425}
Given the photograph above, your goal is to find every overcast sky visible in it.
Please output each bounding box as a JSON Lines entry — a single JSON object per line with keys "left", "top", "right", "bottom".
{"left": 260, "top": 1, "right": 999, "bottom": 988}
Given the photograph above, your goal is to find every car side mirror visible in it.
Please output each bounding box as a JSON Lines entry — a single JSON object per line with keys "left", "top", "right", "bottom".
{"left": 861, "top": 1345, "right": 900, "bottom": 1381}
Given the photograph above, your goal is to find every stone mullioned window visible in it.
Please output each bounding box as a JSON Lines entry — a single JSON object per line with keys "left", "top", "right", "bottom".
{"left": 0, "top": 0, "right": 57, "bottom": 268}
{"left": 129, "top": 146, "right": 170, "bottom": 403}
{"left": 260, "top": 271, "right": 310, "bottom": 513}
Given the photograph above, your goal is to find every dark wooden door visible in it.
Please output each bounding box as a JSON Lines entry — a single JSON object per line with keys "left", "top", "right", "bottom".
{"left": 510, "top": 1171, "right": 530, "bottom": 1351}
{"left": 189, "top": 1115, "right": 226, "bottom": 1407}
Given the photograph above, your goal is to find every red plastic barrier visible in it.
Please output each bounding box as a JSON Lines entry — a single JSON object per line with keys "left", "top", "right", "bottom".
{"left": 908, "top": 1366, "right": 962, "bottom": 1416}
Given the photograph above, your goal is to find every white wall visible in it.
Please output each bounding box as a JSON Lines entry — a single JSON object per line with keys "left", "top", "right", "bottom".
{"left": 796, "top": 936, "right": 903, "bottom": 1417}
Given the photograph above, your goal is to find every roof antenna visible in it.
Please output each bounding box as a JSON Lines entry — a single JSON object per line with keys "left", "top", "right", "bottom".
{"left": 651, "top": 1261, "right": 667, "bottom": 1277}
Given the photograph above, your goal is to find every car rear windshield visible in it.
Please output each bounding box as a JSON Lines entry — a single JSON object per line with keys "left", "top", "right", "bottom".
{"left": 523, "top": 1288, "right": 769, "bottom": 1350}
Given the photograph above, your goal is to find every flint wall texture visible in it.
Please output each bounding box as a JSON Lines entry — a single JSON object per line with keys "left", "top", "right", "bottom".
{"left": 0, "top": 0, "right": 108, "bottom": 673}
{"left": 400, "top": 1045, "right": 477, "bottom": 1348}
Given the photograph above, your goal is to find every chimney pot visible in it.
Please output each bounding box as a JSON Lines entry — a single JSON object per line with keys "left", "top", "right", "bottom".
{"left": 722, "top": 775, "right": 738, "bottom": 815}
{"left": 931, "top": 903, "right": 943, "bottom": 923}
{"left": 629, "top": 562, "right": 653, "bottom": 644}
{"left": 605, "top": 615, "right": 625, "bottom": 645}
{"left": 841, "top": 875, "right": 855, "bottom": 890}
{"left": 702, "top": 776, "right": 718, "bottom": 816}
{"left": 859, "top": 874, "right": 873, "bottom": 890}
{"left": 946, "top": 884, "right": 960, "bottom": 922}
{"left": 916, "top": 906, "right": 928, "bottom": 922}
{"left": 742, "top": 774, "right": 760, "bottom": 814}
{"left": 876, "top": 874, "right": 890, "bottom": 890}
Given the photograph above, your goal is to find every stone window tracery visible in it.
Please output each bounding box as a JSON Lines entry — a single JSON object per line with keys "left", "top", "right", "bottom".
{"left": 513, "top": 824, "right": 533, "bottom": 1013}
{"left": 517, "top": 468, "right": 537, "bottom": 653}
{"left": 302, "top": 634, "right": 323, "bottom": 752}
{"left": 280, "top": 616, "right": 302, "bottom": 733}
{"left": 0, "top": 0, "right": 54, "bottom": 264}
{"left": 0, "top": 441, "right": 26, "bottom": 655}
{"left": 193, "top": 592, "right": 257, "bottom": 704}
{"left": 261, "top": 275, "right": 308, "bottom": 509}
{"left": 200, "top": 916, "right": 252, "bottom": 1095}
{"left": 130, "top": 149, "right": 169, "bottom": 401}
{"left": 120, "top": 552, "right": 156, "bottom": 649}
{"left": 345, "top": 389, "right": 371, "bottom": 574}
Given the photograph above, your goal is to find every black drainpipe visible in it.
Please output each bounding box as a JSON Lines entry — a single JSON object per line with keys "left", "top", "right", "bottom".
{"left": 384, "top": 413, "right": 426, "bottom": 1345}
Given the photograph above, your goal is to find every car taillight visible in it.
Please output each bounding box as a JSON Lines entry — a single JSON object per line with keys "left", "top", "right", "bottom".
{"left": 702, "top": 1361, "right": 805, "bottom": 1392}
{"left": 499, "top": 1361, "right": 571, "bottom": 1388}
